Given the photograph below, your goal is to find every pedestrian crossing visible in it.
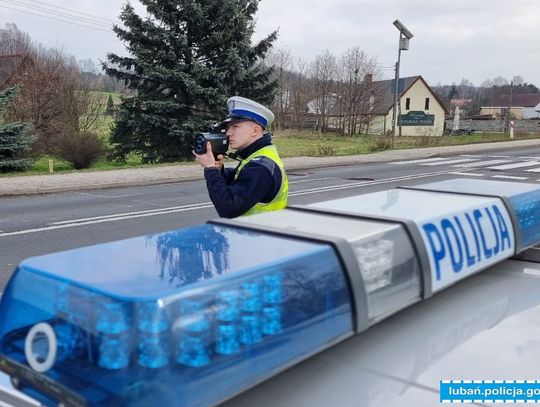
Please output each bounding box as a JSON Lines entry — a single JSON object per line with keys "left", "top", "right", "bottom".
{"left": 453, "top": 159, "right": 509, "bottom": 168}
{"left": 390, "top": 154, "right": 540, "bottom": 182}
{"left": 489, "top": 161, "right": 540, "bottom": 170}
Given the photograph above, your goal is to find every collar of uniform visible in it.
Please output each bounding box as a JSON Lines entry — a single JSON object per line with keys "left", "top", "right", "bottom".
{"left": 236, "top": 133, "right": 272, "bottom": 160}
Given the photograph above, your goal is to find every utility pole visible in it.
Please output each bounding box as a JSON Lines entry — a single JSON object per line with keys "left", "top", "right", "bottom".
{"left": 504, "top": 81, "right": 514, "bottom": 134}
{"left": 390, "top": 20, "right": 413, "bottom": 148}
{"left": 280, "top": 66, "right": 284, "bottom": 131}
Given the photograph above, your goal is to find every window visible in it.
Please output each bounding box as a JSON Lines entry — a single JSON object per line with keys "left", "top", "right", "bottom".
{"left": 425, "top": 97, "right": 430, "bottom": 110}
{"left": 405, "top": 98, "right": 410, "bottom": 110}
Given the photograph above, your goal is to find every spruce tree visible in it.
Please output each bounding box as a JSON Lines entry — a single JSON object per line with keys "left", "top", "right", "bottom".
{"left": 104, "top": 0, "right": 277, "bottom": 163}
{"left": 105, "top": 94, "right": 115, "bottom": 115}
{"left": 0, "top": 87, "right": 34, "bottom": 172}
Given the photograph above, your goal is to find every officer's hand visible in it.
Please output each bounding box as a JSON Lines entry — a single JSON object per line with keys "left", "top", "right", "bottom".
{"left": 193, "top": 142, "right": 220, "bottom": 169}
{"left": 214, "top": 154, "right": 225, "bottom": 170}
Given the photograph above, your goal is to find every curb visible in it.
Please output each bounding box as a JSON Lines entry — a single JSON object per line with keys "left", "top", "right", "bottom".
{"left": 1, "top": 138, "right": 539, "bottom": 196}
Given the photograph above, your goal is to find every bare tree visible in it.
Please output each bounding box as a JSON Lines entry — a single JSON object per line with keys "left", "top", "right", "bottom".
{"left": 457, "top": 78, "right": 475, "bottom": 99}
{"left": 512, "top": 75, "right": 524, "bottom": 86}
{"left": 4, "top": 47, "right": 69, "bottom": 153}
{"left": 309, "top": 50, "right": 338, "bottom": 133}
{"left": 0, "top": 23, "right": 32, "bottom": 55}
{"left": 2, "top": 25, "right": 106, "bottom": 162}
{"left": 287, "top": 58, "right": 311, "bottom": 130}
{"left": 338, "top": 46, "right": 383, "bottom": 135}
{"left": 78, "top": 58, "right": 98, "bottom": 74}
{"left": 492, "top": 76, "right": 508, "bottom": 87}
{"left": 264, "top": 48, "right": 293, "bottom": 130}
{"left": 56, "top": 61, "right": 104, "bottom": 134}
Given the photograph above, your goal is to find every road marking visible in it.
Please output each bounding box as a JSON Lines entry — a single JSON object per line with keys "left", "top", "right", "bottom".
{"left": 488, "top": 161, "right": 540, "bottom": 170}
{"left": 49, "top": 203, "right": 216, "bottom": 225}
{"left": 0, "top": 203, "right": 216, "bottom": 237}
{"left": 454, "top": 159, "right": 510, "bottom": 168}
{"left": 288, "top": 177, "right": 333, "bottom": 184}
{"left": 0, "top": 169, "right": 460, "bottom": 237}
{"left": 448, "top": 172, "right": 484, "bottom": 177}
{"left": 492, "top": 175, "right": 529, "bottom": 180}
{"left": 288, "top": 169, "right": 457, "bottom": 196}
{"left": 389, "top": 157, "right": 445, "bottom": 165}
{"left": 420, "top": 158, "right": 480, "bottom": 166}
{"left": 523, "top": 268, "right": 540, "bottom": 277}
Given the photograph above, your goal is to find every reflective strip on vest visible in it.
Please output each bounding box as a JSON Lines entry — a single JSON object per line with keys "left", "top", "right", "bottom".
{"left": 234, "top": 145, "right": 288, "bottom": 216}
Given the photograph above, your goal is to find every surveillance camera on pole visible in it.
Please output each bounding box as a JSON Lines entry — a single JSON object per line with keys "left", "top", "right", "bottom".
{"left": 393, "top": 19, "right": 414, "bottom": 39}
{"left": 391, "top": 19, "right": 414, "bottom": 148}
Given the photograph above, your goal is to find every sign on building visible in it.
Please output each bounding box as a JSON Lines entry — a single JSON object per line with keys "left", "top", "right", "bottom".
{"left": 398, "top": 111, "right": 435, "bottom": 126}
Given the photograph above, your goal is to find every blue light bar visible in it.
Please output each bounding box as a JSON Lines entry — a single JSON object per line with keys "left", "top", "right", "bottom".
{"left": 2, "top": 178, "right": 540, "bottom": 406}
{"left": 0, "top": 225, "right": 353, "bottom": 406}
{"left": 217, "top": 209, "right": 422, "bottom": 328}
{"left": 403, "top": 178, "right": 540, "bottom": 251}
{"left": 303, "top": 188, "right": 516, "bottom": 295}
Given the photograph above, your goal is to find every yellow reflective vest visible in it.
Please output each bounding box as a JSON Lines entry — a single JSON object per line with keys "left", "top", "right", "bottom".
{"left": 234, "top": 145, "right": 288, "bottom": 216}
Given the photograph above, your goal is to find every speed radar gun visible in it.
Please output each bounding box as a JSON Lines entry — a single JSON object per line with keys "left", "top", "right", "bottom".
{"left": 1, "top": 178, "right": 540, "bottom": 406}
{"left": 193, "top": 132, "right": 229, "bottom": 158}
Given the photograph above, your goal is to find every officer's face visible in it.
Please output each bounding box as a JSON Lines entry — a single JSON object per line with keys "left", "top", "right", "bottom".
{"left": 226, "top": 120, "right": 263, "bottom": 150}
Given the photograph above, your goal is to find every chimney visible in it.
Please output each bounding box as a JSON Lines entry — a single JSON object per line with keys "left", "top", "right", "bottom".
{"left": 364, "top": 73, "right": 373, "bottom": 83}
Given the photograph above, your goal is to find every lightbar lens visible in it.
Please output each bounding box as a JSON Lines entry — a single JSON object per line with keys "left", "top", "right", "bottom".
{"left": 231, "top": 209, "right": 422, "bottom": 324}
{"left": 0, "top": 225, "right": 353, "bottom": 406}
{"left": 308, "top": 188, "right": 516, "bottom": 293}
{"left": 350, "top": 227, "right": 421, "bottom": 322}
{"left": 408, "top": 178, "right": 540, "bottom": 251}
{"left": 508, "top": 191, "right": 540, "bottom": 248}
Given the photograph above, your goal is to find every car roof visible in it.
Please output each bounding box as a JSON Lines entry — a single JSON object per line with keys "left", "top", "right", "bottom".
{"left": 1, "top": 258, "right": 539, "bottom": 406}
{"left": 223, "top": 258, "right": 540, "bottom": 407}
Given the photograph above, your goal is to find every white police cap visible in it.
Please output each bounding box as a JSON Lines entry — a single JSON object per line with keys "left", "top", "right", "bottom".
{"left": 225, "top": 96, "right": 275, "bottom": 129}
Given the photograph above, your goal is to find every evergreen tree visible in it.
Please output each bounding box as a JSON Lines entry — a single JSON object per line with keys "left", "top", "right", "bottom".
{"left": 104, "top": 0, "right": 277, "bottom": 163}
{"left": 0, "top": 87, "right": 34, "bottom": 172}
{"left": 447, "top": 84, "right": 458, "bottom": 101}
{"left": 105, "top": 94, "right": 115, "bottom": 115}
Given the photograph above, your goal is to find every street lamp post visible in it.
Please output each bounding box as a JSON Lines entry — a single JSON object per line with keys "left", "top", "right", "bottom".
{"left": 391, "top": 19, "right": 413, "bottom": 148}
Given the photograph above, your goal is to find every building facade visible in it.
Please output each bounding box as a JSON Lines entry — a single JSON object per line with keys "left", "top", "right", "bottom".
{"left": 368, "top": 76, "right": 448, "bottom": 136}
{"left": 480, "top": 94, "right": 540, "bottom": 119}
{"left": 305, "top": 75, "right": 448, "bottom": 136}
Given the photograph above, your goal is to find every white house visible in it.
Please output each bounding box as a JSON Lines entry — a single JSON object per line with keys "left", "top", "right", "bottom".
{"left": 306, "top": 75, "right": 448, "bottom": 136}
{"left": 368, "top": 76, "right": 448, "bottom": 136}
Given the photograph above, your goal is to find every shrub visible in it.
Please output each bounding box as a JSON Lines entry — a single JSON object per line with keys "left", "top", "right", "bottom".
{"left": 369, "top": 136, "right": 392, "bottom": 152}
{"left": 413, "top": 135, "right": 441, "bottom": 147}
{"left": 54, "top": 130, "right": 107, "bottom": 169}
{"left": 304, "top": 145, "right": 337, "bottom": 156}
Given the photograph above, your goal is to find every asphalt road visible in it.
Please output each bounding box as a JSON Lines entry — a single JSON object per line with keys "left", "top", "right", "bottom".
{"left": 1, "top": 146, "right": 540, "bottom": 290}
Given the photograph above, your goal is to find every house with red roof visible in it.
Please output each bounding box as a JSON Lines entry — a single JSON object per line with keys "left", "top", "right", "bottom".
{"left": 480, "top": 93, "right": 540, "bottom": 119}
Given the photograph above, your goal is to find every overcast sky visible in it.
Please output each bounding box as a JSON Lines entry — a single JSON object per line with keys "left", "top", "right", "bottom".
{"left": 1, "top": 0, "right": 539, "bottom": 87}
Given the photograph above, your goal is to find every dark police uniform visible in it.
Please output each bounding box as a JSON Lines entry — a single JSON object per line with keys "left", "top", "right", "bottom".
{"left": 203, "top": 133, "right": 286, "bottom": 218}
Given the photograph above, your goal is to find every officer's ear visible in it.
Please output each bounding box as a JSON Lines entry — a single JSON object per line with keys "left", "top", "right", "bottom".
{"left": 253, "top": 123, "right": 264, "bottom": 135}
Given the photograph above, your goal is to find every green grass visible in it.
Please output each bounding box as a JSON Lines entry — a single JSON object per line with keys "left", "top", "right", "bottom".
{"left": 2, "top": 130, "right": 539, "bottom": 177}
{"left": 273, "top": 130, "right": 540, "bottom": 157}
{"left": 94, "top": 114, "right": 114, "bottom": 142}
{"left": 273, "top": 131, "right": 374, "bottom": 157}
{"left": 92, "top": 91, "right": 122, "bottom": 105}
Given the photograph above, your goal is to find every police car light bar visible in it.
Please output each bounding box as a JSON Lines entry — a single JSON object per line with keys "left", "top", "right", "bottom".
{"left": 0, "top": 178, "right": 539, "bottom": 406}
{"left": 213, "top": 209, "right": 422, "bottom": 328}
{"left": 400, "top": 178, "right": 540, "bottom": 252}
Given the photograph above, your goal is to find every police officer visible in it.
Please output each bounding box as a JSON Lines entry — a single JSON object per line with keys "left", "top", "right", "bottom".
{"left": 194, "top": 96, "right": 288, "bottom": 218}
